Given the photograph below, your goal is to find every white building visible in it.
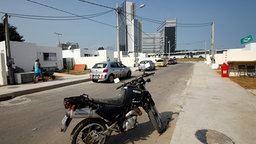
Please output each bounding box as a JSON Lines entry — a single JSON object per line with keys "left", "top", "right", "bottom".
{"left": 142, "top": 33, "right": 161, "bottom": 54}
{"left": 206, "top": 43, "right": 256, "bottom": 76}
{"left": 0, "top": 41, "right": 63, "bottom": 72}
{"left": 119, "top": 1, "right": 142, "bottom": 54}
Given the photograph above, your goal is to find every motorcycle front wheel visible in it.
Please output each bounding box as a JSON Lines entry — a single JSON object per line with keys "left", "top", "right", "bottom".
{"left": 71, "top": 119, "right": 107, "bottom": 144}
{"left": 148, "top": 105, "right": 165, "bottom": 133}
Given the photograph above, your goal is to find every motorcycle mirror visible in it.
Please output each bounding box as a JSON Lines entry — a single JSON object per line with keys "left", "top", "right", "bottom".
{"left": 114, "top": 78, "right": 120, "bottom": 83}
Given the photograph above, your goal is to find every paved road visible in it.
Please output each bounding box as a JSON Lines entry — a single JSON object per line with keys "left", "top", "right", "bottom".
{"left": 0, "top": 63, "right": 193, "bottom": 144}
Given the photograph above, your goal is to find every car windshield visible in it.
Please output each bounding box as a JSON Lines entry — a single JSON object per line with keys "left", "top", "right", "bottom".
{"left": 140, "top": 61, "right": 151, "bottom": 64}
{"left": 92, "top": 63, "right": 107, "bottom": 69}
{"left": 156, "top": 60, "right": 164, "bottom": 62}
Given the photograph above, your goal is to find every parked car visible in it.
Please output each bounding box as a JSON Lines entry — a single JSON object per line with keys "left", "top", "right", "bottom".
{"left": 168, "top": 57, "right": 177, "bottom": 65}
{"left": 155, "top": 59, "right": 167, "bottom": 67}
{"left": 90, "top": 62, "right": 131, "bottom": 83}
{"left": 138, "top": 60, "right": 155, "bottom": 71}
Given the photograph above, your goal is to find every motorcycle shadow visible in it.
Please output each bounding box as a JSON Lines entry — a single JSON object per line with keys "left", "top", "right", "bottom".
{"left": 106, "top": 111, "right": 177, "bottom": 144}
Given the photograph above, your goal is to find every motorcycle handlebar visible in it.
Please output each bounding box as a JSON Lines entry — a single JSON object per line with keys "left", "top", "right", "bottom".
{"left": 143, "top": 72, "right": 155, "bottom": 77}
{"left": 116, "top": 72, "right": 155, "bottom": 90}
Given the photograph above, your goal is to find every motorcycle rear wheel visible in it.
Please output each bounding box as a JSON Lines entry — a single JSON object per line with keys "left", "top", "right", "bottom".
{"left": 148, "top": 105, "right": 164, "bottom": 133}
{"left": 71, "top": 119, "right": 107, "bottom": 144}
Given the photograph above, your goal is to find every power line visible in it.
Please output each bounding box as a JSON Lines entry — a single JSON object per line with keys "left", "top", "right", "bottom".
{"left": 78, "top": 0, "right": 115, "bottom": 10}
{"left": 136, "top": 15, "right": 163, "bottom": 24}
{"left": 177, "top": 22, "right": 211, "bottom": 27}
{"left": 178, "top": 40, "right": 206, "bottom": 45}
{"left": 77, "top": 0, "right": 211, "bottom": 28}
{"left": 0, "top": 10, "right": 113, "bottom": 21}
{"left": 26, "top": 0, "right": 116, "bottom": 28}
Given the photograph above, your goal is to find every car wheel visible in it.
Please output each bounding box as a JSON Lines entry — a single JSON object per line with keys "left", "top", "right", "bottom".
{"left": 127, "top": 71, "right": 131, "bottom": 78}
{"left": 108, "top": 74, "right": 114, "bottom": 83}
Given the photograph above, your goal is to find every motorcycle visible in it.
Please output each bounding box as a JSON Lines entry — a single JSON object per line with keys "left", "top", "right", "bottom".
{"left": 61, "top": 69, "right": 165, "bottom": 144}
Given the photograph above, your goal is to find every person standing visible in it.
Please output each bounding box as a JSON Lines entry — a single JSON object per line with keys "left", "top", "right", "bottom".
{"left": 33, "top": 58, "right": 43, "bottom": 83}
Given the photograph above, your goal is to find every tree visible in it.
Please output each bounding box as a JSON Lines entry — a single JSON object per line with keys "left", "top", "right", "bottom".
{"left": 98, "top": 47, "right": 104, "bottom": 50}
{"left": 0, "top": 23, "right": 25, "bottom": 42}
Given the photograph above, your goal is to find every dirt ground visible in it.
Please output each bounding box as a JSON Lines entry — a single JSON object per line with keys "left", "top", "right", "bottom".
{"left": 214, "top": 69, "right": 256, "bottom": 89}
{"left": 229, "top": 77, "right": 256, "bottom": 89}
{"left": 59, "top": 70, "right": 90, "bottom": 75}
{"left": 177, "top": 58, "right": 256, "bottom": 89}
{"left": 177, "top": 58, "right": 205, "bottom": 62}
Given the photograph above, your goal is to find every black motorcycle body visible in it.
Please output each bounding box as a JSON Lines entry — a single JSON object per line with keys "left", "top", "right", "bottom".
{"left": 61, "top": 72, "right": 164, "bottom": 144}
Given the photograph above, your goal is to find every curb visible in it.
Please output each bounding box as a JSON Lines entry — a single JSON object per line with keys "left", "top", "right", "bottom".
{"left": 0, "top": 78, "right": 91, "bottom": 101}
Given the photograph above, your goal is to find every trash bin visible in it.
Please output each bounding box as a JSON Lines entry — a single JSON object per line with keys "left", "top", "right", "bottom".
{"left": 221, "top": 63, "right": 229, "bottom": 77}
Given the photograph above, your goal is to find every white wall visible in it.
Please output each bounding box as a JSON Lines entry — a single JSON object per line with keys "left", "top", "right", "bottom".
{"left": 227, "top": 48, "right": 256, "bottom": 62}
{"left": 0, "top": 53, "right": 7, "bottom": 85}
{"left": 10, "top": 42, "right": 37, "bottom": 72}
{"left": 205, "top": 43, "right": 256, "bottom": 67}
{"left": 63, "top": 50, "right": 115, "bottom": 69}
{"left": 62, "top": 49, "right": 81, "bottom": 58}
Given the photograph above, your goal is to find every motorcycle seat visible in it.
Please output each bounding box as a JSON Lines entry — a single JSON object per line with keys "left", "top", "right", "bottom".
{"left": 91, "top": 95, "right": 125, "bottom": 106}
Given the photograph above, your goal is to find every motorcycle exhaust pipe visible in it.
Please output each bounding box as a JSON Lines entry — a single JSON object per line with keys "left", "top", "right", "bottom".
{"left": 70, "top": 108, "right": 101, "bottom": 118}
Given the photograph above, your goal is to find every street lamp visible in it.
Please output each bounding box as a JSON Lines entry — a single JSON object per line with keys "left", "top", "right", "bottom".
{"left": 139, "top": 4, "right": 145, "bottom": 9}
{"left": 134, "top": 4, "right": 145, "bottom": 67}
{"left": 116, "top": 2, "right": 145, "bottom": 63}
{"left": 168, "top": 43, "right": 176, "bottom": 58}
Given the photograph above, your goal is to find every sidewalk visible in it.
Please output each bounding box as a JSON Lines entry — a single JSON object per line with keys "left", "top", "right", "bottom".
{"left": 0, "top": 67, "right": 138, "bottom": 101}
{"left": 170, "top": 62, "right": 256, "bottom": 144}
{"left": 0, "top": 73, "right": 91, "bottom": 101}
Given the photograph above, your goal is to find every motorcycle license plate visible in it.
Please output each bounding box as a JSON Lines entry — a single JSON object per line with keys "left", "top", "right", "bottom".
{"left": 61, "top": 115, "right": 68, "bottom": 125}
{"left": 61, "top": 115, "right": 72, "bottom": 132}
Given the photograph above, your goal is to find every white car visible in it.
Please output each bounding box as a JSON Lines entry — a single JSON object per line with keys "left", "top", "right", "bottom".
{"left": 90, "top": 62, "right": 132, "bottom": 83}
{"left": 138, "top": 60, "right": 155, "bottom": 71}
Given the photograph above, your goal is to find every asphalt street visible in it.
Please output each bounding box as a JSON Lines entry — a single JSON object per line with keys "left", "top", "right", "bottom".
{"left": 0, "top": 63, "right": 192, "bottom": 144}
{"left": 1, "top": 62, "right": 256, "bottom": 144}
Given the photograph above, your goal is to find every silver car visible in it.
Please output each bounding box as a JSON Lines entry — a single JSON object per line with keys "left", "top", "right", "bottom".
{"left": 138, "top": 60, "right": 155, "bottom": 71}
{"left": 90, "top": 62, "right": 132, "bottom": 83}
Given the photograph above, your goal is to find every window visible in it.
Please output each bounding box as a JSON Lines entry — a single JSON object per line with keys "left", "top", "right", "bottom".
{"left": 93, "top": 63, "right": 107, "bottom": 69}
{"left": 156, "top": 59, "right": 164, "bottom": 62}
{"left": 247, "top": 65, "right": 255, "bottom": 72}
{"left": 43, "top": 53, "right": 57, "bottom": 61}
{"left": 238, "top": 65, "right": 246, "bottom": 70}
{"left": 110, "top": 62, "right": 118, "bottom": 68}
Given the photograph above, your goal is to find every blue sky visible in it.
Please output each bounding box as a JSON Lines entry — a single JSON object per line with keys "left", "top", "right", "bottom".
{"left": 1, "top": 0, "right": 256, "bottom": 50}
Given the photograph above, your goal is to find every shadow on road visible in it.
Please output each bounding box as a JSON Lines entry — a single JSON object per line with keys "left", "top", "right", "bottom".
{"left": 106, "top": 111, "right": 178, "bottom": 144}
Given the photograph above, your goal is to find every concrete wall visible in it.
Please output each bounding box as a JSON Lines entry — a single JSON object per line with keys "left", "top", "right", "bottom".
{"left": 63, "top": 50, "right": 115, "bottom": 69}
{"left": 64, "top": 42, "right": 256, "bottom": 70}
{"left": 227, "top": 48, "right": 256, "bottom": 62}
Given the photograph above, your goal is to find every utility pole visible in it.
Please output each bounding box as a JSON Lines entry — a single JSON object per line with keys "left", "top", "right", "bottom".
{"left": 168, "top": 40, "right": 170, "bottom": 57}
{"left": 116, "top": 3, "right": 121, "bottom": 62}
{"left": 165, "top": 36, "right": 167, "bottom": 54}
{"left": 204, "top": 40, "right": 207, "bottom": 61}
{"left": 54, "top": 32, "right": 62, "bottom": 47}
{"left": 211, "top": 22, "right": 215, "bottom": 63}
{"left": 4, "top": 13, "right": 14, "bottom": 84}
